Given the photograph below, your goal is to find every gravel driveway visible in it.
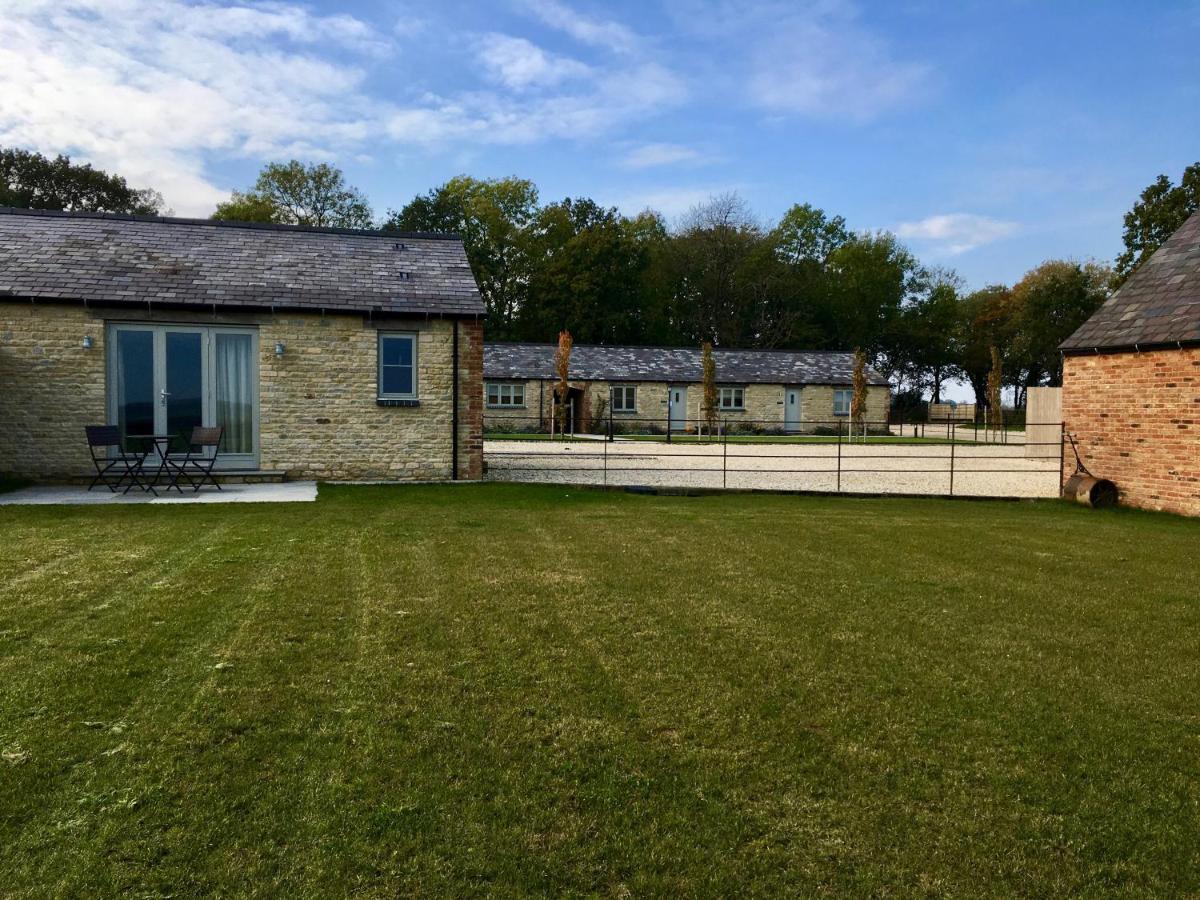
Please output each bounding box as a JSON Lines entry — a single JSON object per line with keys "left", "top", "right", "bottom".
{"left": 484, "top": 439, "right": 1061, "bottom": 498}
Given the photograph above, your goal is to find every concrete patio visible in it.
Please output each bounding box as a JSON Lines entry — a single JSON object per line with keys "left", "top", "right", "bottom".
{"left": 0, "top": 481, "right": 318, "bottom": 505}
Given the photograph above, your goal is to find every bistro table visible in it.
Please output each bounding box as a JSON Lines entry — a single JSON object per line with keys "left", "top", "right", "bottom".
{"left": 138, "top": 434, "right": 184, "bottom": 494}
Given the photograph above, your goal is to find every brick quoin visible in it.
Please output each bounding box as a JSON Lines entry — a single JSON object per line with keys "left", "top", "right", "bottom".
{"left": 1062, "top": 348, "right": 1200, "bottom": 516}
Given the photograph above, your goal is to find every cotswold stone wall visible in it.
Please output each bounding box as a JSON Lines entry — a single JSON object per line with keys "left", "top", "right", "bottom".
{"left": 1063, "top": 348, "right": 1200, "bottom": 517}
{"left": 0, "top": 303, "right": 106, "bottom": 478}
{"left": 0, "top": 302, "right": 482, "bottom": 481}
{"left": 481, "top": 376, "right": 890, "bottom": 433}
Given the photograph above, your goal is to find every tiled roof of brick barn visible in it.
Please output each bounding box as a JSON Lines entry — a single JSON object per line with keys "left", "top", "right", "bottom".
{"left": 484, "top": 342, "right": 889, "bottom": 385}
{"left": 0, "top": 208, "right": 484, "bottom": 317}
{"left": 1061, "top": 209, "right": 1200, "bottom": 351}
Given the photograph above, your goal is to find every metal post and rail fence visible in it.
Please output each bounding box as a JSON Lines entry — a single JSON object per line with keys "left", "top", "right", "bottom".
{"left": 481, "top": 411, "right": 1067, "bottom": 499}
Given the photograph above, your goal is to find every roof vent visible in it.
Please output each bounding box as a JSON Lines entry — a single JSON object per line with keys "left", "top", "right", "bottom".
{"left": 393, "top": 242, "right": 406, "bottom": 251}
{"left": 398, "top": 271, "right": 413, "bottom": 281}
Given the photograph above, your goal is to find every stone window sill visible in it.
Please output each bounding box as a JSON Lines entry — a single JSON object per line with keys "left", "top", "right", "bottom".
{"left": 377, "top": 398, "right": 420, "bottom": 407}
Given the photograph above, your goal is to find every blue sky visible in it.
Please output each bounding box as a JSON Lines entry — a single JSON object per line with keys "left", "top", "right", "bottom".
{"left": 1, "top": 0, "right": 1197, "bottom": 290}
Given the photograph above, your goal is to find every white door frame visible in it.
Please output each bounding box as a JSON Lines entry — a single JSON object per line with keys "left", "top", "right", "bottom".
{"left": 106, "top": 322, "right": 260, "bottom": 469}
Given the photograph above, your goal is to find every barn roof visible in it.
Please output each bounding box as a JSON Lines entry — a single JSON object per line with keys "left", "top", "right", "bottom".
{"left": 0, "top": 208, "right": 484, "bottom": 318}
{"left": 484, "top": 342, "right": 889, "bottom": 386}
{"left": 1061, "top": 209, "right": 1200, "bottom": 352}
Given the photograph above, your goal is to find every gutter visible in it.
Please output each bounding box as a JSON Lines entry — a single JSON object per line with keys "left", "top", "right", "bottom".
{"left": 452, "top": 319, "right": 460, "bottom": 480}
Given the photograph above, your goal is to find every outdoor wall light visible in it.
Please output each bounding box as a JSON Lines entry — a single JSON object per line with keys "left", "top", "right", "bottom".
{"left": 274, "top": 340, "right": 286, "bottom": 357}
{"left": 81, "top": 335, "right": 94, "bottom": 350}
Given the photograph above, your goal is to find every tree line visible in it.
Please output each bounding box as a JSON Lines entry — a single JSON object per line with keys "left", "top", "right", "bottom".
{"left": 4, "top": 147, "right": 1197, "bottom": 410}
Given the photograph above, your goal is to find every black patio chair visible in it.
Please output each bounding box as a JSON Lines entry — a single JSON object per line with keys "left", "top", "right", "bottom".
{"left": 85, "top": 425, "right": 151, "bottom": 494}
{"left": 166, "top": 426, "right": 224, "bottom": 492}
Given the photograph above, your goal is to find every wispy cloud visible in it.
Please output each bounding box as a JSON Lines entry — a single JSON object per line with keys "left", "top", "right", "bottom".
{"left": 620, "top": 142, "right": 708, "bottom": 169}
{"left": 477, "top": 33, "right": 591, "bottom": 91}
{"left": 895, "top": 214, "right": 1019, "bottom": 255}
{"left": 670, "top": 0, "right": 933, "bottom": 122}
{"left": 515, "top": 0, "right": 639, "bottom": 53}
{"left": 0, "top": 0, "right": 687, "bottom": 215}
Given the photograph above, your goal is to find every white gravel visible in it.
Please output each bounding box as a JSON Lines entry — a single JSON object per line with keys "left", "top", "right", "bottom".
{"left": 484, "top": 439, "right": 1061, "bottom": 498}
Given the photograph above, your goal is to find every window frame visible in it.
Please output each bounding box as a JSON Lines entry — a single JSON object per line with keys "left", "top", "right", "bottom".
{"left": 610, "top": 384, "right": 637, "bottom": 413}
{"left": 717, "top": 386, "right": 746, "bottom": 411}
{"left": 377, "top": 331, "right": 419, "bottom": 401}
{"left": 833, "top": 388, "right": 853, "bottom": 416}
{"left": 486, "top": 381, "right": 526, "bottom": 408}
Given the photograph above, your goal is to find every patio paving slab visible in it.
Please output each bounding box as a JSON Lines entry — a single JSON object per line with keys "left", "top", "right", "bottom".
{"left": 0, "top": 482, "right": 318, "bottom": 505}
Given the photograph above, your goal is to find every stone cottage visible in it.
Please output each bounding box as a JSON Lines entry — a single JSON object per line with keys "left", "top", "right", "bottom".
{"left": 483, "top": 342, "right": 890, "bottom": 433}
{"left": 0, "top": 209, "right": 485, "bottom": 481}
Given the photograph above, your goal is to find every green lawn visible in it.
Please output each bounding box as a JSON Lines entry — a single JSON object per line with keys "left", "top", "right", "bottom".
{"left": 1, "top": 485, "right": 1198, "bottom": 895}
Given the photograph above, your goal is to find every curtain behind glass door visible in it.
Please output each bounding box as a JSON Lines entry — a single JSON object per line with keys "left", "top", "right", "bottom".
{"left": 214, "top": 332, "right": 254, "bottom": 454}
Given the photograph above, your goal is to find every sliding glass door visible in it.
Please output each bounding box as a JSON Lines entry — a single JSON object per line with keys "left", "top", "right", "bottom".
{"left": 108, "top": 324, "right": 258, "bottom": 468}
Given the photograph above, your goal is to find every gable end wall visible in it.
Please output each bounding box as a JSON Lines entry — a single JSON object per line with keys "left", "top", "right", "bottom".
{"left": 1062, "top": 348, "right": 1200, "bottom": 516}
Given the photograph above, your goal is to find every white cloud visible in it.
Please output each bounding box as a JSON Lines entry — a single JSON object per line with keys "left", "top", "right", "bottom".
{"left": 477, "top": 34, "right": 591, "bottom": 91}
{"left": 0, "top": 0, "right": 385, "bottom": 214}
{"left": 515, "top": 0, "right": 639, "bottom": 54}
{"left": 620, "top": 142, "right": 705, "bottom": 169}
{"left": 670, "top": 0, "right": 932, "bottom": 122}
{"left": 895, "top": 214, "right": 1019, "bottom": 255}
{"left": 0, "top": 0, "right": 688, "bottom": 216}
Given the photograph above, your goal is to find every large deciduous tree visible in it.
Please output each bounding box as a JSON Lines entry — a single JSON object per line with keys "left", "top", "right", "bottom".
{"left": 386, "top": 176, "right": 538, "bottom": 338}
{"left": 956, "top": 285, "right": 1017, "bottom": 410}
{"left": 1009, "top": 260, "right": 1110, "bottom": 390}
{"left": 213, "top": 160, "right": 373, "bottom": 229}
{"left": 518, "top": 198, "right": 652, "bottom": 344}
{"left": 0, "top": 148, "right": 163, "bottom": 214}
{"left": 1115, "top": 162, "right": 1200, "bottom": 285}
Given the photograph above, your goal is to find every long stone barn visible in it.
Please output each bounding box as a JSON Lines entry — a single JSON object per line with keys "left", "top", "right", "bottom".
{"left": 1060, "top": 209, "right": 1200, "bottom": 516}
{"left": 0, "top": 209, "right": 486, "bottom": 482}
{"left": 483, "top": 342, "right": 891, "bottom": 434}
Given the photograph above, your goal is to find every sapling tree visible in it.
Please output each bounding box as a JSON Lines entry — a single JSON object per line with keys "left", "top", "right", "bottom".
{"left": 850, "top": 348, "right": 868, "bottom": 442}
{"left": 553, "top": 330, "right": 573, "bottom": 436}
{"left": 986, "top": 344, "right": 1003, "bottom": 437}
{"left": 701, "top": 341, "right": 718, "bottom": 438}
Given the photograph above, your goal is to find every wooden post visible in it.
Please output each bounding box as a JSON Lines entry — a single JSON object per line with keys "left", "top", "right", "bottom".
{"left": 949, "top": 422, "right": 956, "bottom": 496}
{"left": 836, "top": 418, "right": 842, "bottom": 493}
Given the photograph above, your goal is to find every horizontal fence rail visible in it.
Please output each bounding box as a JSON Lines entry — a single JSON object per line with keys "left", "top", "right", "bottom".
{"left": 482, "top": 413, "right": 1065, "bottom": 499}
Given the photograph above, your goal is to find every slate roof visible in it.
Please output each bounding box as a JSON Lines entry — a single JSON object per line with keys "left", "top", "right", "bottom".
{"left": 1061, "top": 209, "right": 1200, "bottom": 352}
{"left": 485, "top": 342, "right": 889, "bottom": 386}
{"left": 0, "top": 208, "right": 484, "bottom": 317}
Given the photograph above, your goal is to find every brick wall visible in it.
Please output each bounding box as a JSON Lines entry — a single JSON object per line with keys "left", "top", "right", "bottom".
{"left": 1062, "top": 348, "right": 1200, "bottom": 516}
{"left": 0, "top": 301, "right": 483, "bottom": 482}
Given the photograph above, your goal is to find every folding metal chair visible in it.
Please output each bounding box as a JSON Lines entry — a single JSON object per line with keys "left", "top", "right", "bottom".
{"left": 166, "top": 426, "right": 224, "bottom": 492}
{"left": 85, "top": 425, "right": 151, "bottom": 494}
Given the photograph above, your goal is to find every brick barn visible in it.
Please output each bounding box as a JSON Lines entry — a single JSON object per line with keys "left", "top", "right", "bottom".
{"left": 0, "top": 209, "right": 485, "bottom": 482}
{"left": 1060, "top": 210, "right": 1200, "bottom": 516}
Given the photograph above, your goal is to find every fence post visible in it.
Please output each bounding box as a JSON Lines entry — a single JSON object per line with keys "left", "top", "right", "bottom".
{"left": 1058, "top": 422, "right": 1065, "bottom": 495}
{"left": 666, "top": 391, "right": 672, "bottom": 444}
{"left": 608, "top": 405, "right": 614, "bottom": 442}
{"left": 603, "top": 433, "right": 608, "bottom": 486}
{"left": 949, "top": 422, "right": 956, "bottom": 496}
{"left": 722, "top": 418, "right": 728, "bottom": 488}
{"left": 836, "top": 418, "right": 842, "bottom": 493}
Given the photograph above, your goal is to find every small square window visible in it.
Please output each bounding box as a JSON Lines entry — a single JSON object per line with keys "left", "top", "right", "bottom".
{"left": 378, "top": 333, "right": 418, "bottom": 399}
{"left": 486, "top": 382, "right": 525, "bottom": 408}
{"left": 610, "top": 385, "right": 636, "bottom": 412}
{"left": 718, "top": 387, "right": 745, "bottom": 410}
